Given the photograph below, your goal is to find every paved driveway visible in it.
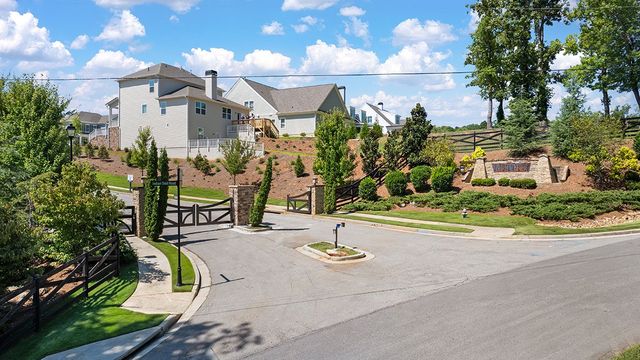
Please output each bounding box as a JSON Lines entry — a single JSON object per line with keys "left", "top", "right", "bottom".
{"left": 138, "top": 211, "right": 637, "bottom": 360}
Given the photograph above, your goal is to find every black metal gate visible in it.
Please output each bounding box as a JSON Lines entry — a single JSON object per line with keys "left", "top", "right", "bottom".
{"left": 117, "top": 205, "right": 136, "bottom": 235}
{"left": 163, "top": 198, "right": 233, "bottom": 228}
{"left": 287, "top": 191, "right": 311, "bottom": 214}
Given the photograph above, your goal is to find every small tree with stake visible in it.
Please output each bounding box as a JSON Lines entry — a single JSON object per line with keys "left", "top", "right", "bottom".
{"left": 249, "top": 157, "right": 273, "bottom": 227}
{"left": 221, "top": 139, "right": 254, "bottom": 184}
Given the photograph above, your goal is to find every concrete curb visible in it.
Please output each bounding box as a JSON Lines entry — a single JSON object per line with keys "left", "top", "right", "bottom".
{"left": 116, "top": 314, "right": 181, "bottom": 360}
{"left": 131, "top": 244, "right": 213, "bottom": 359}
{"left": 302, "top": 243, "right": 367, "bottom": 261}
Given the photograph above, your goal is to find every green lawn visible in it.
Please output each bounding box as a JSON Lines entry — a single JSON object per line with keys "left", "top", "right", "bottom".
{"left": 1, "top": 264, "right": 166, "bottom": 360}
{"left": 144, "top": 239, "right": 195, "bottom": 292}
{"left": 98, "top": 171, "right": 286, "bottom": 207}
{"left": 309, "top": 241, "right": 359, "bottom": 256}
{"left": 362, "top": 210, "right": 640, "bottom": 236}
{"left": 613, "top": 344, "right": 640, "bottom": 360}
{"left": 333, "top": 214, "right": 474, "bottom": 233}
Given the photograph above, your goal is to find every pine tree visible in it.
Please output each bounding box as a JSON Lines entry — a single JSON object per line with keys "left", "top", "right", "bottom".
{"left": 401, "top": 103, "right": 433, "bottom": 167}
{"left": 249, "top": 157, "right": 273, "bottom": 227}
{"left": 144, "top": 140, "right": 159, "bottom": 240}
{"left": 153, "top": 148, "right": 169, "bottom": 239}
{"left": 293, "top": 155, "right": 305, "bottom": 177}
{"left": 503, "top": 98, "right": 539, "bottom": 156}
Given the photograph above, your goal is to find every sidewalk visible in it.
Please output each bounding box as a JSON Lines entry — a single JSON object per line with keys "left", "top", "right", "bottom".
{"left": 44, "top": 236, "right": 197, "bottom": 360}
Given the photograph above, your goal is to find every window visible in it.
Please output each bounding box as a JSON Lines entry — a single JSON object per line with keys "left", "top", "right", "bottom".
{"left": 280, "top": 118, "right": 286, "bottom": 128}
{"left": 160, "top": 101, "right": 167, "bottom": 115}
{"left": 197, "top": 127, "right": 205, "bottom": 139}
{"left": 395, "top": 115, "right": 401, "bottom": 124}
{"left": 195, "top": 101, "right": 206, "bottom": 115}
{"left": 367, "top": 116, "right": 372, "bottom": 124}
{"left": 244, "top": 100, "right": 254, "bottom": 109}
{"left": 222, "top": 107, "right": 232, "bottom": 120}
{"left": 141, "top": 104, "right": 147, "bottom": 114}
{"left": 149, "top": 80, "right": 155, "bottom": 93}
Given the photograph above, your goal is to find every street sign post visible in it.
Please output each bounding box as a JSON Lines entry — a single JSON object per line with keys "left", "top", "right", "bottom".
{"left": 152, "top": 168, "right": 183, "bottom": 287}
{"left": 127, "top": 174, "right": 134, "bottom": 192}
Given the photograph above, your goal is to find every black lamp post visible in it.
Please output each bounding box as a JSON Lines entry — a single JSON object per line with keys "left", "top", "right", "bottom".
{"left": 66, "top": 124, "right": 76, "bottom": 161}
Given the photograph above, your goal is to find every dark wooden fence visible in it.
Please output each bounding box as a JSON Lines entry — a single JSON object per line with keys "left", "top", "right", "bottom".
{"left": 287, "top": 191, "right": 311, "bottom": 214}
{"left": 336, "top": 157, "right": 408, "bottom": 208}
{"left": 622, "top": 117, "right": 640, "bottom": 139}
{"left": 0, "top": 234, "right": 120, "bottom": 349}
{"left": 117, "top": 205, "right": 136, "bottom": 235}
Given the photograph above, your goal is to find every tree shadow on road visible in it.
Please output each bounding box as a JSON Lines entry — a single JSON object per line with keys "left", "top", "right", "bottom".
{"left": 141, "top": 320, "right": 263, "bottom": 359}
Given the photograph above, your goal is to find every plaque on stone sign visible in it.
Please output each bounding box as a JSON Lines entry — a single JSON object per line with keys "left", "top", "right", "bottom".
{"left": 492, "top": 162, "right": 531, "bottom": 173}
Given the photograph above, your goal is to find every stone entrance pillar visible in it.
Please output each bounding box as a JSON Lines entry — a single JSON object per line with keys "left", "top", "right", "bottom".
{"left": 132, "top": 187, "right": 146, "bottom": 238}
{"left": 308, "top": 177, "right": 325, "bottom": 215}
{"left": 229, "top": 185, "right": 255, "bottom": 226}
{"left": 471, "top": 157, "right": 487, "bottom": 180}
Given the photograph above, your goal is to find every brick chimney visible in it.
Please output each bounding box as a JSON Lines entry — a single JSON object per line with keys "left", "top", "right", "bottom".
{"left": 205, "top": 70, "right": 217, "bottom": 100}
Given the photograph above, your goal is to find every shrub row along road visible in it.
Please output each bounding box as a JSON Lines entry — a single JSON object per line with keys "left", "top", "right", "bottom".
{"left": 115, "top": 193, "right": 640, "bottom": 359}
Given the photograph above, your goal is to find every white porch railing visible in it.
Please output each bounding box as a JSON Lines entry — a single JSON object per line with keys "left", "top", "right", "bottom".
{"left": 88, "top": 127, "right": 108, "bottom": 142}
{"left": 227, "top": 124, "right": 256, "bottom": 141}
{"left": 187, "top": 138, "right": 264, "bottom": 158}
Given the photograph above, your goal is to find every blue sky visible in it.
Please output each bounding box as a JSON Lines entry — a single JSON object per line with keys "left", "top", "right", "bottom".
{"left": 1, "top": 0, "right": 637, "bottom": 125}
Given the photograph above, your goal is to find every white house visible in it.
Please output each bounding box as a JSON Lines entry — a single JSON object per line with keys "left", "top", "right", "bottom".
{"left": 359, "top": 102, "right": 404, "bottom": 134}
{"left": 108, "top": 63, "right": 258, "bottom": 159}
{"left": 223, "top": 78, "right": 348, "bottom": 136}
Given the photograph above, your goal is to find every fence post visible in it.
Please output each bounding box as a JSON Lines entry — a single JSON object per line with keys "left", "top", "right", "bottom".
{"left": 473, "top": 131, "right": 477, "bottom": 150}
{"left": 500, "top": 130, "right": 503, "bottom": 149}
{"left": 83, "top": 252, "right": 89, "bottom": 298}
{"left": 115, "top": 234, "right": 121, "bottom": 277}
{"left": 195, "top": 204, "right": 200, "bottom": 226}
{"left": 32, "top": 276, "right": 41, "bottom": 332}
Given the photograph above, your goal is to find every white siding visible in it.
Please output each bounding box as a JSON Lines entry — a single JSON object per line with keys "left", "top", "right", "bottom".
{"left": 224, "top": 79, "right": 278, "bottom": 119}
{"left": 187, "top": 99, "right": 246, "bottom": 139}
{"left": 278, "top": 113, "right": 317, "bottom": 136}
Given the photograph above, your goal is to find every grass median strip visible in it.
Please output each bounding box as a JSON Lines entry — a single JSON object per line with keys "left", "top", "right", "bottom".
{"left": 144, "top": 239, "right": 195, "bottom": 292}
{"left": 308, "top": 241, "right": 359, "bottom": 256}
{"left": 2, "top": 263, "right": 166, "bottom": 360}
{"left": 334, "top": 214, "right": 474, "bottom": 233}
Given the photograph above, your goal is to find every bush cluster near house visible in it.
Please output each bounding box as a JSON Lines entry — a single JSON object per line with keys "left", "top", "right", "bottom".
{"left": 385, "top": 170, "right": 407, "bottom": 196}
{"left": 471, "top": 178, "right": 496, "bottom": 186}
{"left": 190, "top": 153, "right": 212, "bottom": 175}
{"left": 346, "top": 189, "right": 640, "bottom": 223}
{"left": 358, "top": 176, "right": 378, "bottom": 201}
{"left": 410, "top": 166, "right": 432, "bottom": 192}
{"left": 431, "top": 166, "right": 456, "bottom": 193}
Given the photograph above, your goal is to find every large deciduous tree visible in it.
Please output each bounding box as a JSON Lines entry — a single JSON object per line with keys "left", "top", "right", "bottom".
{"left": 0, "top": 77, "right": 69, "bottom": 178}
{"left": 314, "top": 109, "right": 356, "bottom": 213}
{"left": 569, "top": 0, "right": 640, "bottom": 114}
{"left": 466, "top": 0, "right": 509, "bottom": 128}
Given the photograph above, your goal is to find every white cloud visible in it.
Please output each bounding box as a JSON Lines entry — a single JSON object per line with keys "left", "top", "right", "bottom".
{"left": 182, "top": 48, "right": 293, "bottom": 78}
{"left": 94, "top": 0, "right": 199, "bottom": 13}
{"left": 379, "top": 42, "right": 455, "bottom": 90}
{"left": 292, "top": 16, "right": 320, "bottom": 33}
{"left": 70, "top": 34, "right": 89, "bottom": 49}
{"left": 467, "top": 10, "right": 479, "bottom": 33}
{"left": 261, "top": 21, "right": 285, "bottom": 36}
{"left": 169, "top": 15, "right": 179, "bottom": 23}
{"left": 339, "top": 6, "right": 365, "bottom": 17}
{"left": 300, "top": 15, "right": 318, "bottom": 25}
{"left": 96, "top": 10, "right": 145, "bottom": 42}
{"left": 68, "top": 49, "right": 151, "bottom": 113}
{"left": 392, "top": 19, "right": 457, "bottom": 46}
{"left": 282, "top": 0, "right": 337, "bottom": 11}
{"left": 344, "top": 16, "right": 370, "bottom": 46}
{"left": 299, "top": 40, "right": 379, "bottom": 74}
{"left": 292, "top": 24, "right": 309, "bottom": 33}
{"left": 0, "top": 0, "right": 16, "bottom": 12}
{"left": 552, "top": 51, "right": 582, "bottom": 69}
{"left": 0, "top": 11, "right": 73, "bottom": 71}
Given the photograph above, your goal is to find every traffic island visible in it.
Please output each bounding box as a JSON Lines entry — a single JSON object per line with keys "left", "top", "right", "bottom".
{"left": 236, "top": 224, "right": 273, "bottom": 233}
{"left": 299, "top": 241, "right": 371, "bottom": 263}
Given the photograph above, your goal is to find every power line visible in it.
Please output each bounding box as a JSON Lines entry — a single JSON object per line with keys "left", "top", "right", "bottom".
{"left": 12, "top": 67, "right": 602, "bottom": 82}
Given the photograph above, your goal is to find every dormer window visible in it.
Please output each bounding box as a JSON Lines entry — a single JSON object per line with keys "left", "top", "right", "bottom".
{"left": 149, "top": 80, "right": 155, "bottom": 93}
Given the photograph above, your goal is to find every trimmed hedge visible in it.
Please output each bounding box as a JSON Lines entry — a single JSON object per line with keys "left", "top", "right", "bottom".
{"left": 385, "top": 170, "right": 407, "bottom": 196}
{"left": 431, "top": 166, "right": 456, "bottom": 193}
{"left": 498, "top": 177, "right": 510, "bottom": 186}
{"left": 410, "top": 166, "right": 432, "bottom": 192}
{"left": 471, "top": 178, "right": 496, "bottom": 187}
{"left": 359, "top": 177, "right": 378, "bottom": 201}
{"left": 509, "top": 178, "right": 537, "bottom": 189}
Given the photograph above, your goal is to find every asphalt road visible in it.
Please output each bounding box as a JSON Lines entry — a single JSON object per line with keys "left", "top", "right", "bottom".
{"left": 128, "top": 204, "right": 640, "bottom": 360}
{"left": 247, "top": 236, "right": 640, "bottom": 360}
